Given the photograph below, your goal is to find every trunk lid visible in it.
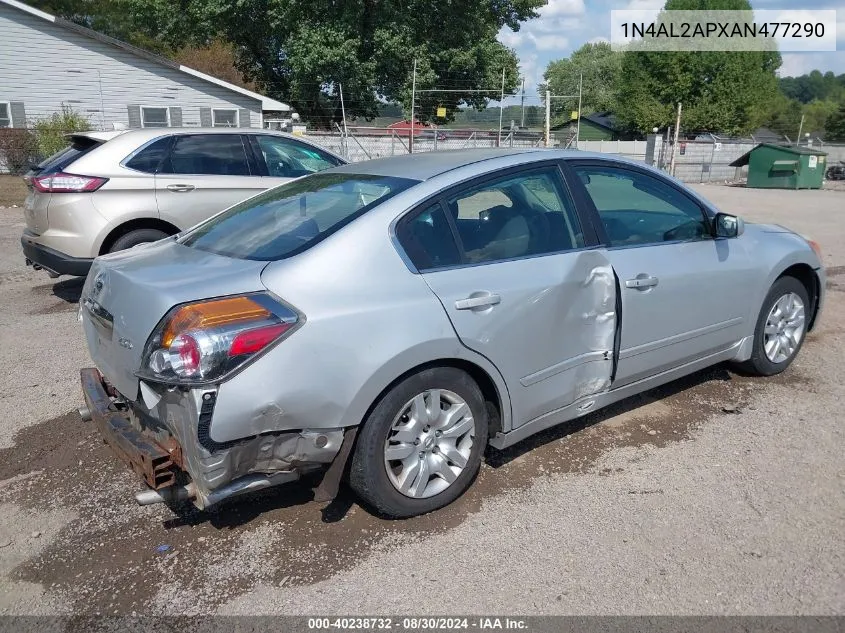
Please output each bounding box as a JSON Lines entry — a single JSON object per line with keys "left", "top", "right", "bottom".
{"left": 80, "top": 238, "right": 268, "bottom": 398}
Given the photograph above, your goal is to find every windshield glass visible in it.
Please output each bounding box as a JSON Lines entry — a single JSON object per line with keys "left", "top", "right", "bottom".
{"left": 180, "top": 172, "right": 417, "bottom": 261}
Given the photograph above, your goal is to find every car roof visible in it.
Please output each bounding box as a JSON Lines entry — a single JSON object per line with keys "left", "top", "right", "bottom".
{"left": 330, "top": 148, "right": 546, "bottom": 181}
{"left": 100, "top": 127, "right": 314, "bottom": 141}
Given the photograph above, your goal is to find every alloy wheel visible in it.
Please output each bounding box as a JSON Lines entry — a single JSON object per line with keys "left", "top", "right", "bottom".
{"left": 763, "top": 292, "right": 806, "bottom": 364}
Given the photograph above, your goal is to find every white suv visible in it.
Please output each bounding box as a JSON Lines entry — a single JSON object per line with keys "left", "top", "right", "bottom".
{"left": 21, "top": 128, "right": 345, "bottom": 277}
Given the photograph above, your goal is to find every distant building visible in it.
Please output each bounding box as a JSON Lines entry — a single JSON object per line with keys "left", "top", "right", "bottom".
{"left": 0, "top": 0, "right": 289, "bottom": 131}
{"left": 552, "top": 111, "right": 634, "bottom": 141}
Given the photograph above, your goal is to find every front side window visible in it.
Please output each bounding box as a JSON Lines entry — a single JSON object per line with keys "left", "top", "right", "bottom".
{"left": 212, "top": 109, "right": 239, "bottom": 127}
{"left": 180, "top": 173, "right": 416, "bottom": 260}
{"left": 574, "top": 166, "right": 710, "bottom": 247}
{"left": 0, "top": 103, "right": 10, "bottom": 128}
{"left": 444, "top": 167, "right": 585, "bottom": 265}
{"left": 254, "top": 135, "right": 342, "bottom": 178}
{"left": 141, "top": 107, "right": 170, "bottom": 128}
{"left": 159, "top": 134, "right": 251, "bottom": 176}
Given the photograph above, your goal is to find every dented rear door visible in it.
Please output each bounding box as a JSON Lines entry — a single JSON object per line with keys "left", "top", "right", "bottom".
{"left": 421, "top": 249, "right": 617, "bottom": 428}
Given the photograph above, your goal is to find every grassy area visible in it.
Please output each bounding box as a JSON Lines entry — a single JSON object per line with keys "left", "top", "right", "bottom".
{"left": 0, "top": 175, "right": 27, "bottom": 207}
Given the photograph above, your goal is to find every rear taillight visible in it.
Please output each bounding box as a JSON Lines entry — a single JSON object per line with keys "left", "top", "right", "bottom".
{"left": 31, "top": 172, "right": 108, "bottom": 193}
{"left": 138, "top": 293, "right": 301, "bottom": 384}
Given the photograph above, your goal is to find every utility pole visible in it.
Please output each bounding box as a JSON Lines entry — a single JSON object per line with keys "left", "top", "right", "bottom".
{"left": 669, "top": 102, "right": 682, "bottom": 177}
{"left": 545, "top": 90, "right": 551, "bottom": 148}
{"left": 520, "top": 77, "right": 526, "bottom": 129}
{"left": 497, "top": 67, "right": 506, "bottom": 147}
{"left": 575, "top": 73, "right": 583, "bottom": 148}
{"left": 796, "top": 114, "right": 805, "bottom": 146}
{"left": 410, "top": 59, "right": 417, "bottom": 154}
{"left": 338, "top": 82, "right": 348, "bottom": 159}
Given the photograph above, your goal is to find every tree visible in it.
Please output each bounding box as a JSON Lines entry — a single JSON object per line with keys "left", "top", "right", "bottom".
{"left": 122, "top": 0, "right": 543, "bottom": 127}
{"left": 31, "top": 0, "right": 543, "bottom": 127}
{"left": 780, "top": 71, "right": 845, "bottom": 104}
{"left": 541, "top": 42, "right": 621, "bottom": 125}
{"left": 802, "top": 99, "right": 841, "bottom": 135}
{"left": 28, "top": 0, "right": 174, "bottom": 54}
{"left": 173, "top": 40, "right": 257, "bottom": 91}
{"left": 763, "top": 94, "right": 802, "bottom": 139}
{"left": 826, "top": 104, "right": 845, "bottom": 142}
{"left": 616, "top": 0, "right": 782, "bottom": 136}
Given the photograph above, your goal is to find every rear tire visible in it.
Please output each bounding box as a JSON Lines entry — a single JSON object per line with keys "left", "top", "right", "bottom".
{"left": 737, "top": 276, "right": 809, "bottom": 376}
{"left": 350, "top": 367, "right": 487, "bottom": 518}
{"left": 108, "top": 228, "right": 169, "bottom": 253}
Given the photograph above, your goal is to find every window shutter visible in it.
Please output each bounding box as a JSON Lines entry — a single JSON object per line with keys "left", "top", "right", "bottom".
{"left": 127, "top": 105, "right": 142, "bottom": 128}
{"left": 239, "top": 109, "right": 251, "bottom": 128}
{"left": 169, "top": 107, "right": 183, "bottom": 127}
{"left": 199, "top": 107, "right": 212, "bottom": 127}
{"left": 10, "top": 102, "right": 26, "bottom": 128}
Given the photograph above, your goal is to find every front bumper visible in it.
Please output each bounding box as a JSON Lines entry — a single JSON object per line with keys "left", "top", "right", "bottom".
{"left": 80, "top": 367, "right": 345, "bottom": 509}
{"left": 22, "top": 235, "right": 93, "bottom": 277}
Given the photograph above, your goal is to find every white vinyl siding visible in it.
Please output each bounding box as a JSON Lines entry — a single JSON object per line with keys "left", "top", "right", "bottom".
{"left": 212, "top": 108, "right": 238, "bottom": 128}
{"left": 141, "top": 106, "right": 170, "bottom": 128}
{"left": 0, "top": 102, "right": 10, "bottom": 128}
{"left": 0, "top": 3, "right": 262, "bottom": 129}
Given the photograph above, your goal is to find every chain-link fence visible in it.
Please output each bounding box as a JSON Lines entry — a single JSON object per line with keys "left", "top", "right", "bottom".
{"left": 303, "top": 126, "right": 545, "bottom": 162}
{"left": 653, "top": 138, "right": 845, "bottom": 184}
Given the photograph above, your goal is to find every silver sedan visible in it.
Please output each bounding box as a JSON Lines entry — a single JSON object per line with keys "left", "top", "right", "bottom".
{"left": 78, "top": 149, "right": 825, "bottom": 518}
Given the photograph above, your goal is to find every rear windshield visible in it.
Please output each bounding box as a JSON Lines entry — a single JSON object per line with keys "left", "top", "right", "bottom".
{"left": 31, "top": 137, "right": 103, "bottom": 176}
{"left": 180, "top": 172, "right": 417, "bottom": 261}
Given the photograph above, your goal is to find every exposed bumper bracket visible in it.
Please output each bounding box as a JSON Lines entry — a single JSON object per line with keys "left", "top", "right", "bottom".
{"left": 80, "top": 368, "right": 180, "bottom": 490}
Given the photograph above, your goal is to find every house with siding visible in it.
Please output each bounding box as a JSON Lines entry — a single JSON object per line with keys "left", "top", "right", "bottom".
{"left": 0, "top": 0, "right": 289, "bottom": 132}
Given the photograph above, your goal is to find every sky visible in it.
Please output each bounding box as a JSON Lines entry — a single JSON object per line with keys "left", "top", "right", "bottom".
{"left": 497, "top": 0, "right": 845, "bottom": 104}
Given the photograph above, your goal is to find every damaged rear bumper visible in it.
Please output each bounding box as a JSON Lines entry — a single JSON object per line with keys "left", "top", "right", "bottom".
{"left": 80, "top": 367, "right": 181, "bottom": 489}
{"left": 80, "top": 367, "right": 345, "bottom": 509}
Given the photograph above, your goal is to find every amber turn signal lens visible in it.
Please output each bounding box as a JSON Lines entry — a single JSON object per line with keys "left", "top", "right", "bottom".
{"left": 162, "top": 297, "right": 270, "bottom": 347}
{"left": 807, "top": 239, "right": 823, "bottom": 260}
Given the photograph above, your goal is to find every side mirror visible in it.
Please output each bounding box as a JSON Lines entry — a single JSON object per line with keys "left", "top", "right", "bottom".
{"left": 714, "top": 213, "right": 744, "bottom": 238}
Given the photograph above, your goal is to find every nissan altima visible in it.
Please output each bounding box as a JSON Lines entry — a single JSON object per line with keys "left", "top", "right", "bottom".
{"left": 78, "top": 149, "right": 825, "bottom": 518}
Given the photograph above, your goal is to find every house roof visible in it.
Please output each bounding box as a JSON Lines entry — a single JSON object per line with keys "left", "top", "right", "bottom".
{"left": 1, "top": 0, "right": 290, "bottom": 112}
{"left": 730, "top": 143, "right": 828, "bottom": 167}
{"left": 582, "top": 112, "right": 618, "bottom": 131}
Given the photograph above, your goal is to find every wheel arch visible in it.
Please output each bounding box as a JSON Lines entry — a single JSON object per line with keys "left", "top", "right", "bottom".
{"left": 775, "top": 262, "right": 821, "bottom": 331}
{"left": 98, "top": 218, "right": 181, "bottom": 255}
{"left": 356, "top": 357, "right": 510, "bottom": 442}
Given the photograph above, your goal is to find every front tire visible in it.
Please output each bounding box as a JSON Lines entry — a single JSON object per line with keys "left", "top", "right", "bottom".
{"left": 350, "top": 367, "right": 488, "bottom": 518}
{"left": 738, "top": 276, "right": 809, "bottom": 376}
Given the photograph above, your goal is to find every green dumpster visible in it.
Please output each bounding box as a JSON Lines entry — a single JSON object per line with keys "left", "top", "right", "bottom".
{"left": 730, "top": 143, "right": 828, "bottom": 189}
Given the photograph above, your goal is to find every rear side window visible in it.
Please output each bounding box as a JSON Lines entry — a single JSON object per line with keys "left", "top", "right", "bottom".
{"left": 445, "top": 167, "right": 584, "bottom": 265}
{"left": 123, "top": 136, "right": 171, "bottom": 173}
{"left": 180, "top": 172, "right": 416, "bottom": 261}
{"left": 159, "top": 134, "right": 251, "bottom": 176}
{"left": 396, "top": 204, "right": 461, "bottom": 270}
{"left": 33, "top": 137, "right": 103, "bottom": 175}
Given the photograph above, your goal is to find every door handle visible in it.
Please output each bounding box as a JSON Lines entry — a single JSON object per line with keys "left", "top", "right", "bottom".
{"left": 625, "top": 275, "right": 659, "bottom": 290}
{"left": 166, "top": 184, "right": 195, "bottom": 192}
{"left": 455, "top": 293, "right": 501, "bottom": 310}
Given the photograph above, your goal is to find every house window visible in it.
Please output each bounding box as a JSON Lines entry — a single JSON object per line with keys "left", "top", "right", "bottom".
{"left": 212, "top": 109, "right": 239, "bottom": 128}
{"left": 0, "top": 103, "right": 11, "bottom": 128}
{"left": 141, "top": 107, "right": 170, "bottom": 128}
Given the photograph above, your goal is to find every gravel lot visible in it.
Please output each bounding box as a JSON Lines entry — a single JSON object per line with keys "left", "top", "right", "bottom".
{"left": 0, "top": 183, "right": 843, "bottom": 617}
